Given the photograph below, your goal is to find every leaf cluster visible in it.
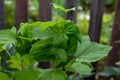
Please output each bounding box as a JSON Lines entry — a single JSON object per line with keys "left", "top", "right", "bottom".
{"left": 0, "top": 19, "right": 112, "bottom": 80}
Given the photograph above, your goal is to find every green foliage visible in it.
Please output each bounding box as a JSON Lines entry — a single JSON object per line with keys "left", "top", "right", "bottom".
{"left": 38, "top": 69, "right": 68, "bottom": 80}
{"left": 8, "top": 53, "right": 35, "bottom": 70}
{"left": 67, "top": 62, "right": 93, "bottom": 75}
{"left": 81, "top": 0, "right": 92, "bottom": 4}
{"left": 13, "top": 70, "right": 39, "bottom": 80}
{"left": 5, "top": 0, "right": 15, "bottom": 28}
{"left": 116, "top": 61, "right": 120, "bottom": 66}
{"left": 52, "top": 0, "right": 65, "bottom": 7}
{"left": 0, "top": 18, "right": 111, "bottom": 79}
{"left": 99, "top": 62, "right": 120, "bottom": 79}
{"left": 2, "top": 2, "right": 115, "bottom": 79}
{"left": 79, "top": 0, "right": 116, "bottom": 11}
{"left": 99, "top": 67, "right": 120, "bottom": 77}
{"left": 75, "top": 36, "right": 111, "bottom": 62}
{"left": 79, "top": 0, "right": 116, "bottom": 5}
{"left": 77, "top": 12, "right": 113, "bottom": 45}
{"left": 52, "top": 3, "right": 76, "bottom": 19}
{"left": 52, "top": 3, "right": 75, "bottom": 13}
{"left": 8, "top": 53, "right": 21, "bottom": 70}
{"left": 101, "top": 13, "right": 113, "bottom": 44}
{"left": 0, "top": 72, "right": 9, "bottom": 80}
{"left": 0, "top": 27, "right": 17, "bottom": 46}
{"left": 105, "top": 0, "right": 116, "bottom": 5}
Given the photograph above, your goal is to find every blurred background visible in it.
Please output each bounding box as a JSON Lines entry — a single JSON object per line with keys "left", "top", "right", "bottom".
{"left": 5, "top": 0, "right": 116, "bottom": 45}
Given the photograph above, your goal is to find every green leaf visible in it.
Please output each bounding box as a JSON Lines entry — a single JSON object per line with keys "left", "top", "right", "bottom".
{"left": 50, "top": 48, "right": 67, "bottom": 66}
{"left": 19, "top": 22, "right": 42, "bottom": 40}
{"left": 64, "top": 21, "right": 78, "bottom": 34}
{"left": 29, "top": 39, "right": 53, "bottom": 61}
{"left": 65, "top": 60, "right": 93, "bottom": 75}
{"left": 18, "top": 36, "right": 33, "bottom": 42}
{"left": 51, "top": 70, "right": 68, "bottom": 80}
{"left": 71, "top": 62, "right": 93, "bottom": 75}
{"left": 65, "top": 60, "right": 76, "bottom": 72}
{"left": 64, "top": 21, "right": 81, "bottom": 42}
{"left": 66, "top": 7, "right": 75, "bottom": 12}
{"left": 8, "top": 53, "right": 21, "bottom": 70}
{"left": 30, "top": 38, "right": 52, "bottom": 55}
{"left": 38, "top": 69, "right": 68, "bottom": 80}
{"left": 30, "top": 22, "right": 43, "bottom": 27}
{"left": 51, "top": 3, "right": 67, "bottom": 12}
{"left": 21, "top": 55, "right": 36, "bottom": 69}
{"left": 36, "top": 28, "right": 55, "bottom": 40}
{"left": 0, "top": 29, "right": 17, "bottom": 45}
{"left": 8, "top": 53, "right": 35, "bottom": 70}
{"left": 31, "top": 22, "right": 56, "bottom": 40}
{"left": 51, "top": 3, "right": 75, "bottom": 13}
{"left": 30, "top": 26, "right": 42, "bottom": 39}
{"left": 40, "top": 21, "right": 56, "bottom": 31}
{"left": 38, "top": 69, "right": 53, "bottom": 80}
{"left": 52, "top": 33, "right": 68, "bottom": 48}
{"left": 32, "top": 38, "right": 52, "bottom": 47}
{"left": 2, "top": 43, "right": 16, "bottom": 56}
{"left": 10, "top": 27, "right": 17, "bottom": 35}
{"left": 19, "top": 22, "right": 56, "bottom": 40}
{"left": 116, "top": 61, "right": 120, "bottom": 66}
{"left": 13, "top": 70, "right": 38, "bottom": 80}
{"left": 99, "top": 67, "right": 120, "bottom": 77}
{"left": 0, "top": 72, "right": 9, "bottom": 80}
{"left": 17, "top": 39, "right": 32, "bottom": 55}
{"left": 66, "top": 36, "right": 78, "bottom": 56}
{"left": 75, "top": 36, "right": 112, "bottom": 62}
{"left": 19, "top": 23, "right": 32, "bottom": 38}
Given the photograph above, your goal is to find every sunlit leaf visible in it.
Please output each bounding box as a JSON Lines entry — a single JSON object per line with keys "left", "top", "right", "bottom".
{"left": 71, "top": 62, "right": 93, "bottom": 75}
{"left": 0, "top": 72, "right": 9, "bottom": 80}
{"left": 52, "top": 33, "right": 68, "bottom": 48}
{"left": 8, "top": 53, "right": 21, "bottom": 70}
{"left": 0, "top": 29, "right": 17, "bottom": 45}
{"left": 116, "top": 61, "right": 120, "bottom": 66}
{"left": 13, "top": 70, "right": 38, "bottom": 80}
{"left": 75, "top": 36, "right": 112, "bottom": 62}
{"left": 38, "top": 69, "right": 68, "bottom": 80}
{"left": 51, "top": 3, "right": 75, "bottom": 13}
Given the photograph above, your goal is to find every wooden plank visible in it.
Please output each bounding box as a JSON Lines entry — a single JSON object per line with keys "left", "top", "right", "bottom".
{"left": 39, "top": 0, "right": 52, "bottom": 21}
{"left": 15, "top": 0, "right": 28, "bottom": 29}
{"left": 88, "top": 0, "right": 105, "bottom": 43}
{"left": 65, "top": 0, "right": 78, "bottom": 23}
{"left": 84, "top": 0, "right": 105, "bottom": 80}
{"left": 38, "top": 0, "right": 52, "bottom": 68}
{"left": 107, "top": 0, "right": 120, "bottom": 66}
{"left": 0, "top": 0, "right": 5, "bottom": 29}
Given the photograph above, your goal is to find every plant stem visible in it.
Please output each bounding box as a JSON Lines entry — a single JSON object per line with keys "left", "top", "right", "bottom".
{"left": 64, "top": 12, "right": 67, "bottom": 20}
{"left": 21, "top": 59, "right": 24, "bottom": 71}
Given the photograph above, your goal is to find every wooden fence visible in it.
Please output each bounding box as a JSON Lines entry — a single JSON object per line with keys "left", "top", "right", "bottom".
{"left": 0, "top": 0, "right": 120, "bottom": 80}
